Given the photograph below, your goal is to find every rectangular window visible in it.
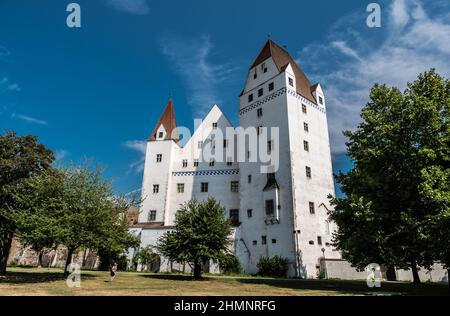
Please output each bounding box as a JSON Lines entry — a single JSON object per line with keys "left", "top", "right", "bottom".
{"left": 268, "top": 82, "right": 274, "bottom": 91}
{"left": 226, "top": 157, "right": 232, "bottom": 166}
{"left": 194, "top": 159, "right": 199, "bottom": 167}
{"left": 156, "top": 154, "right": 162, "bottom": 163}
{"left": 153, "top": 184, "right": 159, "bottom": 194}
{"left": 212, "top": 122, "right": 218, "bottom": 129}
{"left": 309, "top": 202, "right": 315, "bottom": 214}
{"left": 248, "top": 175, "right": 252, "bottom": 183}
{"left": 272, "top": 239, "right": 277, "bottom": 244}
{"left": 252, "top": 240, "right": 257, "bottom": 245}
{"left": 304, "top": 122, "right": 309, "bottom": 132}
{"left": 247, "top": 209, "right": 253, "bottom": 218}
{"left": 265, "top": 199, "right": 275, "bottom": 217}
{"left": 288, "top": 77, "right": 294, "bottom": 87}
{"left": 262, "top": 236, "right": 267, "bottom": 245}
{"left": 201, "top": 182, "right": 208, "bottom": 193}
{"left": 257, "top": 108, "right": 263, "bottom": 118}
{"left": 248, "top": 93, "right": 253, "bottom": 103}
{"left": 302, "top": 104, "right": 307, "bottom": 114}
{"left": 182, "top": 159, "right": 188, "bottom": 168}
{"left": 258, "top": 88, "right": 263, "bottom": 97}
{"left": 209, "top": 159, "right": 215, "bottom": 167}
{"left": 257, "top": 125, "right": 263, "bottom": 135}
{"left": 306, "top": 166, "right": 312, "bottom": 179}
{"left": 177, "top": 183, "right": 184, "bottom": 193}
{"left": 148, "top": 210, "right": 156, "bottom": 222}
{"left": 230, "top": 209, "right": 239, "bottom": 226}
{"left": 223, "top": 139, "right": 228, "bottom": 148}
{"left": 303, "top": 140, "right": 309, "bottom": 152}
{"left": 158, "top": 132, "right": 164, "bottom": 138}
{"left": 319, "top": 96, "right": 323, "bottom": 105}
{"left": 317, "top": 236, "right": 322, "bottom": 245}
{"left": 231, "top": 181, "right": 239, "bottom": 193}
{"left": 267, "top": 140, "right": 273, "bottom": 153}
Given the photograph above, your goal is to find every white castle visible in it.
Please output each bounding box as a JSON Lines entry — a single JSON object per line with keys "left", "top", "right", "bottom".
{"left": 129, "top": 39, "right": 341, "bottom": 278}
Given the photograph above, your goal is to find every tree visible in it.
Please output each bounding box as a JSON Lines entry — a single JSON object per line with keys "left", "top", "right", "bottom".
{"left": 329, "top": 69, "right": 449, "bottom": 284}
{"left": 7, "top": 164, "right": 139, "bottom": 275}
{"left": 132, "top": 246, "right": 160, "bottom": 272}
{"left": 156, "top": 197, "right": 233, "bottom": 280}
{"left": 0, "top": 131, "right": 54, "bottom": 274}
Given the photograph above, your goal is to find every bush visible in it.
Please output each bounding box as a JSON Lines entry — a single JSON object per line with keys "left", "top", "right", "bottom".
{"left": 256, "top": 255, "right": 289, "bottom": 277}
{"left": 218, "top": 253, "right": 242, "bottom": 275}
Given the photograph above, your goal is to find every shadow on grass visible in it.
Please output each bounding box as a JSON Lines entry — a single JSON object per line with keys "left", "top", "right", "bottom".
{"left": 236, "top": 278, "right": 450, "bottom": 296}
{"left": 0, "top": 271, "right": 95, "bottom": 284}
{"left": 140, "top": 273, "right": 209, "bottom": 281}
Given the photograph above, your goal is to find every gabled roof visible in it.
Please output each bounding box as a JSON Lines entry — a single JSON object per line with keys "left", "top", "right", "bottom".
{"left": 250, "top": 39, "right": 317, "bottom": 104}
{"left": 148, "top": 99, "right": 179, "bottom": 142}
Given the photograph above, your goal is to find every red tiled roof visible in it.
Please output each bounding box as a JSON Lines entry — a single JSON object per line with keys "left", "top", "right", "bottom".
{"left": 250, "top": 39, "right": 317, "bottom": 104}
{"left": 131, "top": 222, "right": 169, "bottom": 229}
{"left": 148, "top": 99, "right": 179, "bottom": 142}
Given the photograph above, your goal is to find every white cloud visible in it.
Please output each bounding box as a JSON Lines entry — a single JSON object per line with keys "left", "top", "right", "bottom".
{"left": 298, "top": 0, "right": 450, "bottom": 154}
{"left": 0, "top": 45, "right": 11, "bottom": 62}
{"left": 122, "top": 140, "right": 147, "bottom": 173}
{"left": 159, "top": 34, "right": 239, "bottom": 118}
{"left": 11, "top": 113, "right": 48, "bottom": 125}
{"left": 104, "top": 0, "right": 150, "bottom": 15}
{"left": 55, "top": 149, "right": 69, "bottom": 161}
{"left": 0, "top": 75, "right": 21, "bottom": 93}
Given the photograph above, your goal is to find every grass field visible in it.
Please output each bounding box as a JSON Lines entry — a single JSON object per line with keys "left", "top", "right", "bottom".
{"left": 0, "top": 267, "right": 448, "bottom": 296}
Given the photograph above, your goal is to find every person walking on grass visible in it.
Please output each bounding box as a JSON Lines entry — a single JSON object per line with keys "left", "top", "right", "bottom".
{"left": 110, "top": 261, "right": 118, "bottom": 282}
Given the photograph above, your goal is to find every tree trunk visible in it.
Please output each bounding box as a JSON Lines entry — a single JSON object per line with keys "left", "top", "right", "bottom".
{"left": 193, "top": 261, "right": 202, "bottom": 280}
{"left": 82, "top": 249, "right": 87, "bottom": 268}
{"left": 64, "top": 248, "right": 75, "bottom": 276}
{"left": 448, "top": 269, "right": 450, "bottom": 293}
{"left": 0, "top": 231, "right": 14, "bottom": 275}
{"left": 37, "top": 251, "right": 44, "bottom": 268}
{"left": 411, "top": 261, "right": 421, "bottom": 285}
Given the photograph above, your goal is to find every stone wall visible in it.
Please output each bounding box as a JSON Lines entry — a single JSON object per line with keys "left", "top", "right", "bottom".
{"left": 7, "top": 239, "right": 99, "bottom": 269}
{"left": 321, "top": 258, "right": 449, "bottom": 283}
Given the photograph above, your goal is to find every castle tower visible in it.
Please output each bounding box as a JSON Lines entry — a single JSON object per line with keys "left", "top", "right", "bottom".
{"left": 139, "top": 99, "right": 180, "bottom": 225}
{"left": 236, "top": 39, "right": 339, "bottom": 278}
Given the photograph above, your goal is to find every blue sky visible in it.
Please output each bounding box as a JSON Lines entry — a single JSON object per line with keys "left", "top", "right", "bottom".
{"left": 1, "top": 0, "right": 450, "bottom": 195}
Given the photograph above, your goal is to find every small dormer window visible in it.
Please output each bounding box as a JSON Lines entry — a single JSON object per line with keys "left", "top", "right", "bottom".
{"left": 158, "top": 132, "right": 164, "bottom": 138}
{"left": 182, "top": 159, "right": 188, "bottom": 168}
{"left": 253, "top": 69, "right": 257, "bottom": 79}
{"left": 212, "top": 122, "right": 218, "bottom": 129}
{"left": 288, "top": 77, "right": 294, "bottom": 87}
{"left": 209, "top": 159, "right": 215, "bottom": 167}
{"left": 319, "top": 96, "right": 323, "bottom": 105}
{"left": 261, "top": 63, "right": 267, "bottom": 73}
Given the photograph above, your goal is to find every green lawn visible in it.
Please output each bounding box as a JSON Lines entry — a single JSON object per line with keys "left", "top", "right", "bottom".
{"left": 0, "top": 267, "right": 448, "bottom": 296}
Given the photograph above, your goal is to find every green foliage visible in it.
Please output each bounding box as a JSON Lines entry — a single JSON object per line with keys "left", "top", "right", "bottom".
{"left": 329, "top": 69, "right": 450, "bottom": 283}
{"left": 256, "top": 255, "right": 289, "bottom": 278}
{"left": 6, "top": 163, "right": 140, "bottom": 274}
{"left": 156, "top": 197, "right": 233, "bottom": 279}
{"left": 0, "top": 131, "right": 54, "bottom": 274}
{"left": 218, "top": 253, "right": 242, "bottom": 275}
{"left": 133, "top": 246, "right": 160, "bottom": 272}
